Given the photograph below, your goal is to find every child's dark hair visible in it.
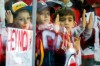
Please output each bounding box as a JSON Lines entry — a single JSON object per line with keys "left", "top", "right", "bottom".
{"left": 54, "top": 7, "right": 75, "bottom": 21}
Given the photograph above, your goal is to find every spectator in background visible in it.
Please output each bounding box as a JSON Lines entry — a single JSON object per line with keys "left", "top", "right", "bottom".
{"left": 59, "top": 0, "right": 73, "bottom": 7}
{"left": 79, "top": 0, "right": 100, "bottom": 66}
{"left": 23, "top": 0, "right": 32, "bottom": 5}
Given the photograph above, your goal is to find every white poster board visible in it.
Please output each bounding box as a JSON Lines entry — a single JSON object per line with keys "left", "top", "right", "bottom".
{"left": 6, "top": 27, "right": 33, "bottom": 66}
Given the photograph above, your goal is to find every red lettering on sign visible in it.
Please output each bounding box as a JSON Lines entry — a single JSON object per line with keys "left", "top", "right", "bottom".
{"left": 7, "top": 28, "right": 31, "bottom": 51}
{"left": 21, "top": 31, "right": 28, "bottom": 51}
{"left": 10, "top": 29, "right": 17, "bottom": 51}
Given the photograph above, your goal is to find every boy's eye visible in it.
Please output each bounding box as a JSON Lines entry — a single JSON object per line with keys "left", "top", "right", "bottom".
{"left": 47, "top": 12, "right": 50, "bottom": 15}
{"left": 19, "top": 19, "right": 23, "bottom": 21}
{"left": 68, "top": 19, "right": 73, "bottom": 22}
{"left": 39, "top": 12, "right": 43, "bottom": 15}
{"left": 59, "top": 18, "right": 66, "bottom": 22}
{"left": 27, "top": 17, "right": 31, "bottom": 20}
{"left": 69, "top": 19, "right": 72, "bottom": 21}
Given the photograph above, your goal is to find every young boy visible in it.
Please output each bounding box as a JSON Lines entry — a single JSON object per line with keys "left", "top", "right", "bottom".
{"left": 36, "top": 2, "right": 65, "bottom": 66}
{"left": 5, "top": 1, "right": 32, "bottom": 30}
{"left": 54, "top": 7, "right": 93, "bottom": 66}
{"left": 36, "top": 2, "right": 55, "bottom": 66}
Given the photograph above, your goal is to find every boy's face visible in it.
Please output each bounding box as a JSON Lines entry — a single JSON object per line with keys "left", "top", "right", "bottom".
{"left": 37, "top": 8, "right": 50, "bottom": 25}
{"left": 14, "top": 11, "right": 31, "bottom": 29}
{"left": 59, "top": 15, "right": 75, "bottom": 32}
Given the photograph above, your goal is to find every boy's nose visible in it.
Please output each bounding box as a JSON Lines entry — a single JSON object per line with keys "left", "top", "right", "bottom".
{"left": 24, "top": 19, "right": 28, "bottom": 24}
{"left": 65, "top": 20, "right": 69, "bottom": 24}
{"left": 44, "top": 14, "right": 48, "bottom": 18}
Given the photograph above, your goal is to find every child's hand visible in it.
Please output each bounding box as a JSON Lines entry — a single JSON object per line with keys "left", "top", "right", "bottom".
{"left": 74, "top": 37, "right": 80, "bottom": 52}
{"left": 55, "top": 14, "right": 60, "bottom": 25}
{"left": 82, "top": 9, "right": 86, "bottom": 28}
{"left": 87, "top": 13, "right": 93, "bottom": 30}
{"left": 5, "top": 10, "right": 13, "bottom": 23}
{"left": 61, "top": 34, "right": 72, "bottom": 51}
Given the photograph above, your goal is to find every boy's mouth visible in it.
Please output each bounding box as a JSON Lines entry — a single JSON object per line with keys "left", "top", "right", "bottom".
{"left": 65, "top": 25, "right": 69, "bottom": 28}
{"left": 65, "top": 26, "right": 70, "bottom": 29}
{"left": 22, "top": 25, "right": 27, "bottom": 29}
{"left": 44, "top": 19, "right": 48, "bottom": 22}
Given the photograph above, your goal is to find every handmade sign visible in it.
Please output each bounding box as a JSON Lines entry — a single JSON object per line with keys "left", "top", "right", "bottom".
{"left": 6, "top": 27, "right": 33, "bottom": 66}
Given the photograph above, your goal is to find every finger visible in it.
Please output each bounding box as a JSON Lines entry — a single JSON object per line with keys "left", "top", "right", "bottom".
{"left": 74, "top": 36, "right": 80, "bottom": 41}
{"left": 5, "top": 12, "right": 8, "bottom": 17}
{"left": 61, "top": 44, "right": 66, "bottom": 51}
{"left": 7, "top": 10, "right": 10, "bottom": 14}
{"left": 67, "top": 34, "right": 71, "bottom": 42}
{"left": 9, "top": 10, "right": 12, "bottom": 15}
{"left": 82, "top": 9, "right": 86, "bottom": 28}
{"left": 82, "top": 9, "right": 86, "bottom": 20}
{"left": 83, "top": 9, "right": 86, "bottom": 17}
{"left": 88, "top": 12, "right": 93, "bottom": 28}
{"left": 5, "top": 11, "right": 9, "bottom": 19}
{"left": 5, "top": 10, "right": 8, "bottom": 16}
{"left": 55, "top": 14, "right": 60, "bottom": 24}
